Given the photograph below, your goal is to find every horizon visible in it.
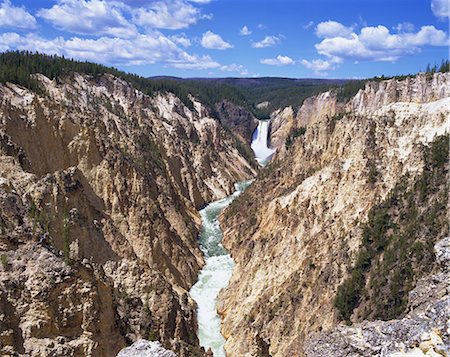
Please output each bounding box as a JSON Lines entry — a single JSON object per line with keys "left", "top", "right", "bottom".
{"left": 0, "top": 0, "right": 448, "bottom": 79}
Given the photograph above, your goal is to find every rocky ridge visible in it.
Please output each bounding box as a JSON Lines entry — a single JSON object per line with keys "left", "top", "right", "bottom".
{"left": 269, "top": 72, "right": 449, "bottom": 149}
{"left": 218, "top": 72, "right": 449, "bottom": 356}
{"left": 0, "top": 72, "right": 256, "bottom": 356}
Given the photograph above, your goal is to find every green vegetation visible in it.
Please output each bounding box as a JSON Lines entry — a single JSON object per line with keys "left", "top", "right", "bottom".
{"left": 3, "top": 51, "right": 446, "bottom": 126}
{"left": 335, "top": 134, "right": 449, "bottom": 323}
{"left": 0, "top": 254, "right": 8, "bottom": 270}
{"left": 29, "top": 201, "right": 50, "bottom": 235}
{"left": 184, "top": 77, "right": 348, "bottom": 117}
{"left": 0, "top": 50, "right": 195, "bottom": 108}
{"left": 285, "top": 127, "right": 306, "bottom": 148}
{"left": 335, "top": 80, "right": 366, "bottom": 102}
{"left": 1, "top": 51, "right": 347, "bottom": 118}
{"left": 425, "top": 59, "right": 450, "bottom": 74}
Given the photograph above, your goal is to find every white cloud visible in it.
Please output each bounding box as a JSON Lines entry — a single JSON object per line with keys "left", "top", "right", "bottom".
{"left": 431, "top": 0, "right": 450, "bottom": 19}
{"left": 201, "top": 30, "right": 233, "bottom": 50}
{"left": 240, "top": 25, "right": 251, "bottom": 36}
{"left": 315, "top": 25, "right": 449, "bottom": 62}
{"left": 38, "top": 0, "right": 136, "bottom": 38}
{"left": 132, "top": 0, "right": 208, "bottom": 30}
{"left": 220, "top": 63, "right": 248, "bottom": 75}
{"left": 170, "top": 33, "right": 191, "bottom": 47}
{"left": 0, "top": 0, "right": 36, "bottom": 30}
{"left": 0, "top": 31, "right": 220, "bottom": 69}
{"left": 38, "top": 0, "right": 211, "bottom": 35}
{"left": 300, "top": 57, "right": 342, "bottom": 75}
{"left": 261, "top": 55, "right": 294, "bottom": 66}
{"left": 251, "top": 35, "right": 281, "bottom": 48}
{"left": 315, "top": 21, "right": 353, "bottom": 38}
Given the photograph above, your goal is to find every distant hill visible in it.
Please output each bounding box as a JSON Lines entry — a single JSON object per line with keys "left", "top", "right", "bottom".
{"left": 150, "top": 76, "right": 352, "bottom": 117}
{"left": 0, "top": 50, "right": 355, "bottom": 118}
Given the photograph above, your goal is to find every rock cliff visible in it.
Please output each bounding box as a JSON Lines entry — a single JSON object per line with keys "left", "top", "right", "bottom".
{"left": 218, "top": 72, "right": 449, "bottom": 356}
{"left": 305, "top": 237, "right": 450, "bottom": 357}
{"left": 269, "top": 73, "right": 449, "bottom": 150}
{"left": 0, "top": 72, "right": 256, "bottom": 356}
{"left": 214, "top": 100, "right": 259, "bottom": 144}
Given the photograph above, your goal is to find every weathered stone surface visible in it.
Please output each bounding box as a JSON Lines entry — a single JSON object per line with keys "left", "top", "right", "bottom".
{"left": 215, "top": 100, "right": 259, "bottom": 144}
{"left": 304, "top": 238, "right": 450, "bottom": 357}
{"left": 117, "top": 340, "right": 176, "bottom": 357}
{"left": 218, "top": 73, "right": 450, "bottom": 356}
{"left": 0, "top": 73, "right": 256, "bottom": 356}
{"left": 269, "top": 72, "right": 450, "bottom": 149}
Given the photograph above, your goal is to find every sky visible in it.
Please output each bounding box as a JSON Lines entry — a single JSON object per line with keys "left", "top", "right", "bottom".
{"left": 0, "top": 0, "right": 449, "bottom": 78}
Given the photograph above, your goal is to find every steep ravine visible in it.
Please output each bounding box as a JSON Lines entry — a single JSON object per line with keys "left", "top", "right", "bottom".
{"left": 0, "top": 72, "right": 257, "bottom": 356}
{"left": 218, "top": 72, "right": 449, "bottom": 356}
{"left": 190, "top": 119, "right": 274, "bottom": 357}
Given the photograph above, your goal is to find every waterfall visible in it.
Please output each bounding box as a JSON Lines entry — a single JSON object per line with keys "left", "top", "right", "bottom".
{"left": 251, "top": 120, "right": 275, "bottom": 165}
{"left": 189, "top": 119, "right": 274, "bottom": 356}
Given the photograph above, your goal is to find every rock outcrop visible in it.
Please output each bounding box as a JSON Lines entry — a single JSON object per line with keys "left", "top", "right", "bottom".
{"left": 215, "top": 100, "right": 259, "bottom": 144}
{"left": 268, "top": 106, "right": 295, "bottom": 148}
{"left": 269, "top": 73, "right": 449, "bottom": 149}
{"left": 304, "top": 237, "right": 450, "bottom": 357}
{"left": 218, "top": 72, "right": 449, "bottom": 356}
{"left": 117, "top": 340, "right": 176, "bottom": 357}
{"left": 0, "top": 72, "right": 256, "bottom": 356}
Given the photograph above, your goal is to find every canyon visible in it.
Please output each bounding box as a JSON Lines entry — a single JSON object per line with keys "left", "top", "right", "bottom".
{"left": 0, "top": 70, "right": 257, "bottom": 356}
{"left": 0, "top": 55, "right": 448, "bottom": 357}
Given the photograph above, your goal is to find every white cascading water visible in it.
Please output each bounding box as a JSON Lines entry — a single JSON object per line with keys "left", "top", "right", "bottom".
{"left": 251, "top": 119, "right": 275, "bottom": 165}
{"left": 190, "top": 119, "right": 273, "bottom": 356}
{"left": 189, "top": 181, "right": 251, "bottom": 357}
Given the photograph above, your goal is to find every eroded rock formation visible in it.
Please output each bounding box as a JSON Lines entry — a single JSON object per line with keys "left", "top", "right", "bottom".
{"left": 218, "top": 73, "right": 449, "bottom": 356}
{"left": 0, "top": 73, "right": 256, "bottom": 356}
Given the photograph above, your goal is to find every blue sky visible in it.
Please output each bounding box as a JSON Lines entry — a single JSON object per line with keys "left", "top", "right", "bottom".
{"left": 0, "top": 0, "right": 448, "bottom": 78}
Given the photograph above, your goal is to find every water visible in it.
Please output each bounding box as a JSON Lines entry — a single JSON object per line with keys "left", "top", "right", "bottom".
{"left": 190, "top": 181, "right": 252, "bottom": 357}
{"left": 190, "top": 119, "right": 273, "bottom": 356}
{"left": 251, "top": 119, "right": 276, "bottom": 165}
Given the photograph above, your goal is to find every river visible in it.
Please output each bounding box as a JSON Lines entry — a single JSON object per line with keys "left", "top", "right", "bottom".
{"left": 189, "top": 119, "right": 273, "bottom": 356}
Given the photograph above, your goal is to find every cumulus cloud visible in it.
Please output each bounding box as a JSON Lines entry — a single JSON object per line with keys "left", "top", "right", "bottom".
{"left": 38, "top": 0, "right": 211, "bottom": 35}
{"left": 0, "top": 0, "right": 37, "bottom": 30}
{"left": 251, "top": 35, "right": 281, "bottom": 48}
{"left": 0, "top": 31, "right": 220, "bottom": 69}
{"left": 170, "top": 33, "right": 191, "bottom": 47}
{"left": 315, "top": 24, "right": 448, "bottom": 62}
{"left": 132, "top": 0, "right": 209, "bottom": 30}
{"left": 431, "top": 0, "right": 450, "bottom": 19}
{"left": 260, "top": 55, "right": 294, "bottom": 66}
{"left": 240, "top": 25, "right": 251, "bottom": 36}
{"left": 315, "top": 21, "right": 353, "bottom": 38}
{"left": 201, "top": 30, "right": 233, "bottom": 50}
{"left": 38, "top": 0, "right": 136, "bottom": 37}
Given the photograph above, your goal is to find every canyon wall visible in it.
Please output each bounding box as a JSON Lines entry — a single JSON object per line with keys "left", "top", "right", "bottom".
{"left": 0, "top": 73, "right": 256, "bottom": 356}
{"left": 218, "top": 72, "right": 449, "bottom": 356}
